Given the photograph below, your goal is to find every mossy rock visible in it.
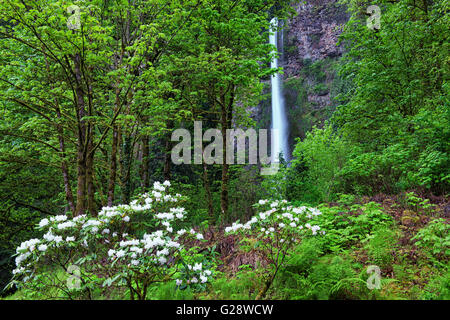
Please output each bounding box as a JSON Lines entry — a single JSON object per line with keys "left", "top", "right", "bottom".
{"left": 401, "top": 210, "right": 420, "bottom": 226}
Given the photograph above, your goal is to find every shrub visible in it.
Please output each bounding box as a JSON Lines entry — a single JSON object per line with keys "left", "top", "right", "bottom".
{"left": 225, "top": 199, "right": 323, "bottom": 299}
{"left": 291, "top": 123, "right": 351, "bottom": 203}
{"left": 8, "top": 181, "right": 213, "bottom": 300}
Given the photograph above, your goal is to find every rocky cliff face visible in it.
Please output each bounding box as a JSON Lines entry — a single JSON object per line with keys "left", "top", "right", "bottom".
{"left": 283, "top": 0, "right": 348, "bottom": 77}
{"left": 282, "top": 0, "right": 349, "bottom": 149}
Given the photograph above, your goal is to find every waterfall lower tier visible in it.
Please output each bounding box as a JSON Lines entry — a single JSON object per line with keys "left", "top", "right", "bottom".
{"left": 269, "top": 18, "right": 289, "bottom": 163}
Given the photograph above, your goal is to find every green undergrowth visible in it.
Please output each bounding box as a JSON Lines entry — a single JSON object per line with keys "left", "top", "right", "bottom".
{"left": 4, "top": 195, "right": 448, "bottom": 301}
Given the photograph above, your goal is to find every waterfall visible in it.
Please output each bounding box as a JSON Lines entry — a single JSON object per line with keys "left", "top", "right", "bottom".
{"left": 269, "top": 18, "right": 289, "bottom": 163}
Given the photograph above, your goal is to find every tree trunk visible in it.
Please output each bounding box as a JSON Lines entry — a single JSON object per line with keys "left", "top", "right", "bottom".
{"left": 203, "top": 163, "right": 214, "bottom": 219}
{"left": 107, "top": 79, "right": 121, "bottom": 206}
{"left": 75, "top": 150, "right": 87, "bottom": 216}
{"left": 121, "top": 134, "right": 132, "bottom": 203}
{"left": 43, "top": 51, "right": 75, "bottom": 215}
{"left": 163, "top": 133, "right": 171, "bottom": 181}
{"left": 255, "top": 268, "right": 279, "bottom": 300}
{"left": 74, "top": 53, "right": 87, "bottom": 216}
{"left": 220, "top": 102, "right": 229, "bottom": 216}
{"left": 86, "top": 136, "right": 96, "bottom": 215}
{"left": 219, "top": 89, "right": 234, "bottom": 217}
{"left": 56, "top": 108, "right": 75, "bottom": 215}
{"left": 140, "top": 135, "right": 150, "bottom": 189}
{"left": 107, "top": 126, "right": 119, "bottom": 206}
{"left": 108, "top": 45, "right": 124, "bottom": 206}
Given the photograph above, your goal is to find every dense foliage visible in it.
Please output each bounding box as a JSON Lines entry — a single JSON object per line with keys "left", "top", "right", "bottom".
{"left": 0, "top": 0, "right": 448, "bottom": 300}
{"left": 290, "top": 0, "right": 449, "bottom": 201}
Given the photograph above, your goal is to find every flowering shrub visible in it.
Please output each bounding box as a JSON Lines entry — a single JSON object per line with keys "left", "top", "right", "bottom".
{"left": 225, "top": 199, "right": 323, "bottom": 299}
{"left": 9, "top": 181, "right": 213, "bottom": 300}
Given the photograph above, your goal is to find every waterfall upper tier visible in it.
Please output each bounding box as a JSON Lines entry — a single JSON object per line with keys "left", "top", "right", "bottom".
{"left": 269, "top": 18, "right": 289, "bottom": 163}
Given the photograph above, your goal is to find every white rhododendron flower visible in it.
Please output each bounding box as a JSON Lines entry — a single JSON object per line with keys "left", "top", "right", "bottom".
{"left": 57, "top": 221, "right": 75, "bottom": 230}
{"left": 39, "top": 218, "right": 49, "bottom": 228}
{"left": 131, "top": 260, "right": 139, "bottom": 266}
{"left": 115, "top": 250, "right": 126, "bottom": 258}
{"left": 12, "top": 182, "right": 212, "bottom": 294}
{"left": 157, "top": 248, "right": 169, "bottom": 256}
{"left": 43, "top": 232, "right": 55, "bottom": 242}
{"left": 158, "top": 257, "right": 167, "bottom": 264}
{"left": 53, "top": 215, "right": 68, "bottom": 222}
{"left": 225, "top": 200, "right": 323, "bottom": 241}
{"left": 193, "top": 263, "right": 202, "bottom": 271}
{"left": 152, "top": 191, "right": 162, "bottom": 199}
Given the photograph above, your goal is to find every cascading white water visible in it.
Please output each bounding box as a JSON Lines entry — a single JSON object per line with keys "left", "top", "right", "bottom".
{"left": 269, "top": 18, "right": 289, "bottom": 163}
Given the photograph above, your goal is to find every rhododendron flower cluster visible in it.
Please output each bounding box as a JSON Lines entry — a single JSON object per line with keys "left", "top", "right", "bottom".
{"left": 225, "top": 200, "right": 324, "bottom": 239}
{"left": 10, "top": 181, "right": 213, "bottom": 299}
{"left": 225, "top": 199, "right": 324, "bottom": 299}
